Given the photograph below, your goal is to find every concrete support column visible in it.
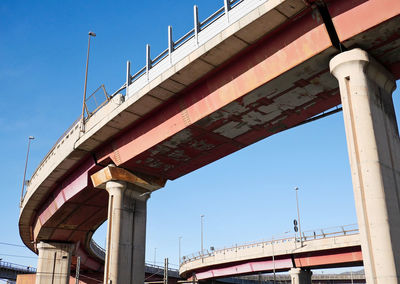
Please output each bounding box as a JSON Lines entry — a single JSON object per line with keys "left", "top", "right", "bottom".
{"left": 35, "top": 241, "right": 74, "bottom": 284}
{"left": 330, "top": 48, "right": 400, "bottom": 283}
{"left": 289, "top": 268, "right": 312, "bottom": 284}
{"left": 103, "top": 180, "right": 149, "bottom": 284}
{"left": 91, "top": 165, "right": 166, "bottom": 284}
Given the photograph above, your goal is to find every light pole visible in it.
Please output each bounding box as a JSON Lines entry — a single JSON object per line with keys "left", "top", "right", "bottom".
{"left": 200, "top": 215, "right": 205, "bottom": 254}
{"left": 271, "top": 231, "right": 289, "bottom": 284}
{"left": 179, "top": 236, "right": 182, "bottom": 266}
{"left": 20, "top": 136, "right": 34, "bottom": 207}
{"left": 294, "top": 187, "right": 303, "bottom": 247}
{"left": 271, "top": 236, "right": 276, "bottom": 284}
{"left": 154, "top": 248, "right": 157, "bottom": 266}
{"left": 81, "top": 31, "right": 96, "bottom": 131}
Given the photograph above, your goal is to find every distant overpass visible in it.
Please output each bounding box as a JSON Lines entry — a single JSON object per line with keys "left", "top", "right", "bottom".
{"left": 0, "top": 260, "right": 35, "bottom": 281}
{"left": 180, "top": 225, "right": 362, "bottom": 280}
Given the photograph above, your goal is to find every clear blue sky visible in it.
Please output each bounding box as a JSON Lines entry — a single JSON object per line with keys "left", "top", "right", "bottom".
{"left": 1, "top": 0, "right": 399, "bottom": 273}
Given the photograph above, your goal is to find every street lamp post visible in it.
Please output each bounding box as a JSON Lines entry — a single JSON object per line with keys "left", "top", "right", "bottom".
{"left": 200, "top": 215, "right": 205, "bottom": 254}
{"left": 81, "top": 31, "right": 96, "bottom": 132}
{"left": 294, "top": 187, "right": 303, "bottom": 247}
{"left": 20, "top": 136, "right": 34, "bottom": 207}
{"left": 179, "top": 236, "right": 182, "bottom": 266}
{"left": 271, "top": 236, "right": 276, "bottom": 284}
{"left": 271, "top": 231, "right": 289, "bottom": 284}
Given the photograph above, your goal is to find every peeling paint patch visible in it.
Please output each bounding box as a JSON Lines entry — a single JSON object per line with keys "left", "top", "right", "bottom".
{"left": 168, "top": 149, "right": 190, "bottom": 162}
{"left": 222, "top": 102, "right": 249, "bottom": 115}
{"left": 214, "top": 121, "right": 251, "bottom": 139}
{"left": 163, "top": 129, "right": 193, "bottom": 149}
{"left": 242, "top": 89, "right": 274, "bottom": 106}
{"left": 274, "top": 88, "right": 315, "bottom": 110}
{"left": 241, "top": 110, "right": 281, "bottom": 126}
{"left": 189, "top": 140, "right": 216, "bottom": 151}
{"left": 150, "top": 145, "right": 171, "bottom": 156}
{"left": 196, "top": 111, "right": 230, "bottom": 128}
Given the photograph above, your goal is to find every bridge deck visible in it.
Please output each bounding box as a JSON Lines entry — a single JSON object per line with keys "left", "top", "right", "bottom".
{"left": 179, "top": 226, "right": 362, "bottom": 279}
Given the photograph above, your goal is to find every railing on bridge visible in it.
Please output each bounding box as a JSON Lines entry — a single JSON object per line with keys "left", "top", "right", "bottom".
{"left": 0, "top": 260, "right": 36, "bottom": 274}
{"left": 181, "top": 224, "right": 359, "bottom": 265}
{"left": 89, "top": 238, "right": 179, "bottom": 277}
{"left": 242, "top": 272, "right": 365, "bottom": 281}
{"left": 23, "top": 0, "right": 253, "bottom": 203}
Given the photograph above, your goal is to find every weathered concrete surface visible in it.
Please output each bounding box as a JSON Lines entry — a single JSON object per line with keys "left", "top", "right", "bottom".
{"left": 330, "top": 48, "right": 400, "bottom": 284}
{"left": 35, "top": 242, "right": 74, "bottom": 284}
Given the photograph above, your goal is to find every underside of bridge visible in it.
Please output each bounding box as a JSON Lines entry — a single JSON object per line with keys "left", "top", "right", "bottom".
{"left": 19, "top": 0, "right": 400, "bottom": 281}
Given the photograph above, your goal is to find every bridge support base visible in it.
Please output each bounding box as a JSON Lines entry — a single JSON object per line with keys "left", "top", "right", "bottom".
{"left": 91, "top": 165, "right": 166, "bottom": 284}
{"left": 289, "top": 268, "right": 312, "bottom": 284}
{"left": 330, "top": 48, "right": 400, "bottom": 283}
{"left": 35, "top": 241, "right": 74, "bottom": 284}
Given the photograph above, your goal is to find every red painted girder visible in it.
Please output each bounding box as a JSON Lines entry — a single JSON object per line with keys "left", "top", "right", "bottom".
{"left": 294, "top": 247, "right": 363, "bottom": 268}
{"left": 96, "top": 0, "right": 400, "bottom": 175}
{"left": 195, "top": 258, "right": 293, "bottom": 280}
{"left": 331, "top": 0, "right": 400, "bottom": 47}
{"left": 95, "top": 7, "right": 333, "bottom": 168}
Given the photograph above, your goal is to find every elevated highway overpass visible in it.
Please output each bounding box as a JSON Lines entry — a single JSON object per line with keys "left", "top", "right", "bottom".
{"left": 180, "top": 225, "right": 362, "bottom": 281}
{"left": 19, "top": 0, "right": 400, "bottom": 283}
{"left": 0, "top": 260, "right": 35, "bottom": 281}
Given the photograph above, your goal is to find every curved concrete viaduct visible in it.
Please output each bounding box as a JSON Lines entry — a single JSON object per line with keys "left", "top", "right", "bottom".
{"left": 179, "top": 226, "right": 362, "bottom": 281}
{"left": 19, "top": 0, "right": 400, "bottom": 283}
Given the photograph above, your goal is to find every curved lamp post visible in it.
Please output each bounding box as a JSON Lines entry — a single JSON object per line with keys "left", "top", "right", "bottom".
{"left": 20, "top": 136, "right": 35, "bottom": 206}
{"left": 81, "top": 31, "right": 96, "bottom": 131}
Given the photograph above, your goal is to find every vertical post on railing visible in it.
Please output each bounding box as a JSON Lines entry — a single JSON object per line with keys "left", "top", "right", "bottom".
{"left": 168, "top": 26, "right": 174, "bottom": 63}
{"left": 75, "top": 256, "right": 80, "bottom": 284}
{"left": 193, "top": 5, "right": 199, "bottom": 46}
{"left": 146, "top": 44, "right": 151, "bottom": 81}
{"left": 126, "top": 60, "right": 131, "bottom": 96}
{"left": 164, "top": 258, "right": 169, "bottom": 284}
{"left": 272, "top": 237, "right": 276, "bottom": 284}
{"left": 224, "top": 0, "right": 230, "bottom": 23}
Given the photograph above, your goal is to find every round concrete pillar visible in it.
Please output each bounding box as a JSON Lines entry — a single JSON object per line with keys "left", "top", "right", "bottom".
{"left": 289, "top": 268, "right": 312, "bottom": 284}
{"left": 330, "top": 48, "right": 400, "bottom": 283}
{"left": 35, "top": 241, "right": 74, "bottom": 284}
{"left": 103, "top": 180, "right": 150, "bottom": 284}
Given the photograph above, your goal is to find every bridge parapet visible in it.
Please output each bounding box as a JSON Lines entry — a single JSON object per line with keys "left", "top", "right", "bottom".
{"left": 180, "top": 225, "right": 361, "bottom": 278}
{"left": 181, "top": 224, "right": 359, "bottom": 265}
{"left": 0, "top": 260, "right": 35, "bottom": 281}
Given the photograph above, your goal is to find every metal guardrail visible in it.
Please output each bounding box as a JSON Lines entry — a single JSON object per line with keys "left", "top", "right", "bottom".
{"left": 0, "top": 260, "right": 36, "bottom": 273}
{"left": 129, "top": 0, "right": 243, "bottom": 85}
{"left": 24, "top": 0, "right": 251, "bottom": 200}
{"left": 89, "top": 239, "right": 179, "bottom": 274}
{"left": 243, "top": 273, "right": 365, "bottom": 281}
{"left": 83, "top": 84, "right": 110, "bottom": 119}
{"left": 181, "top": 224, "right": 359, "bottom": 265}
